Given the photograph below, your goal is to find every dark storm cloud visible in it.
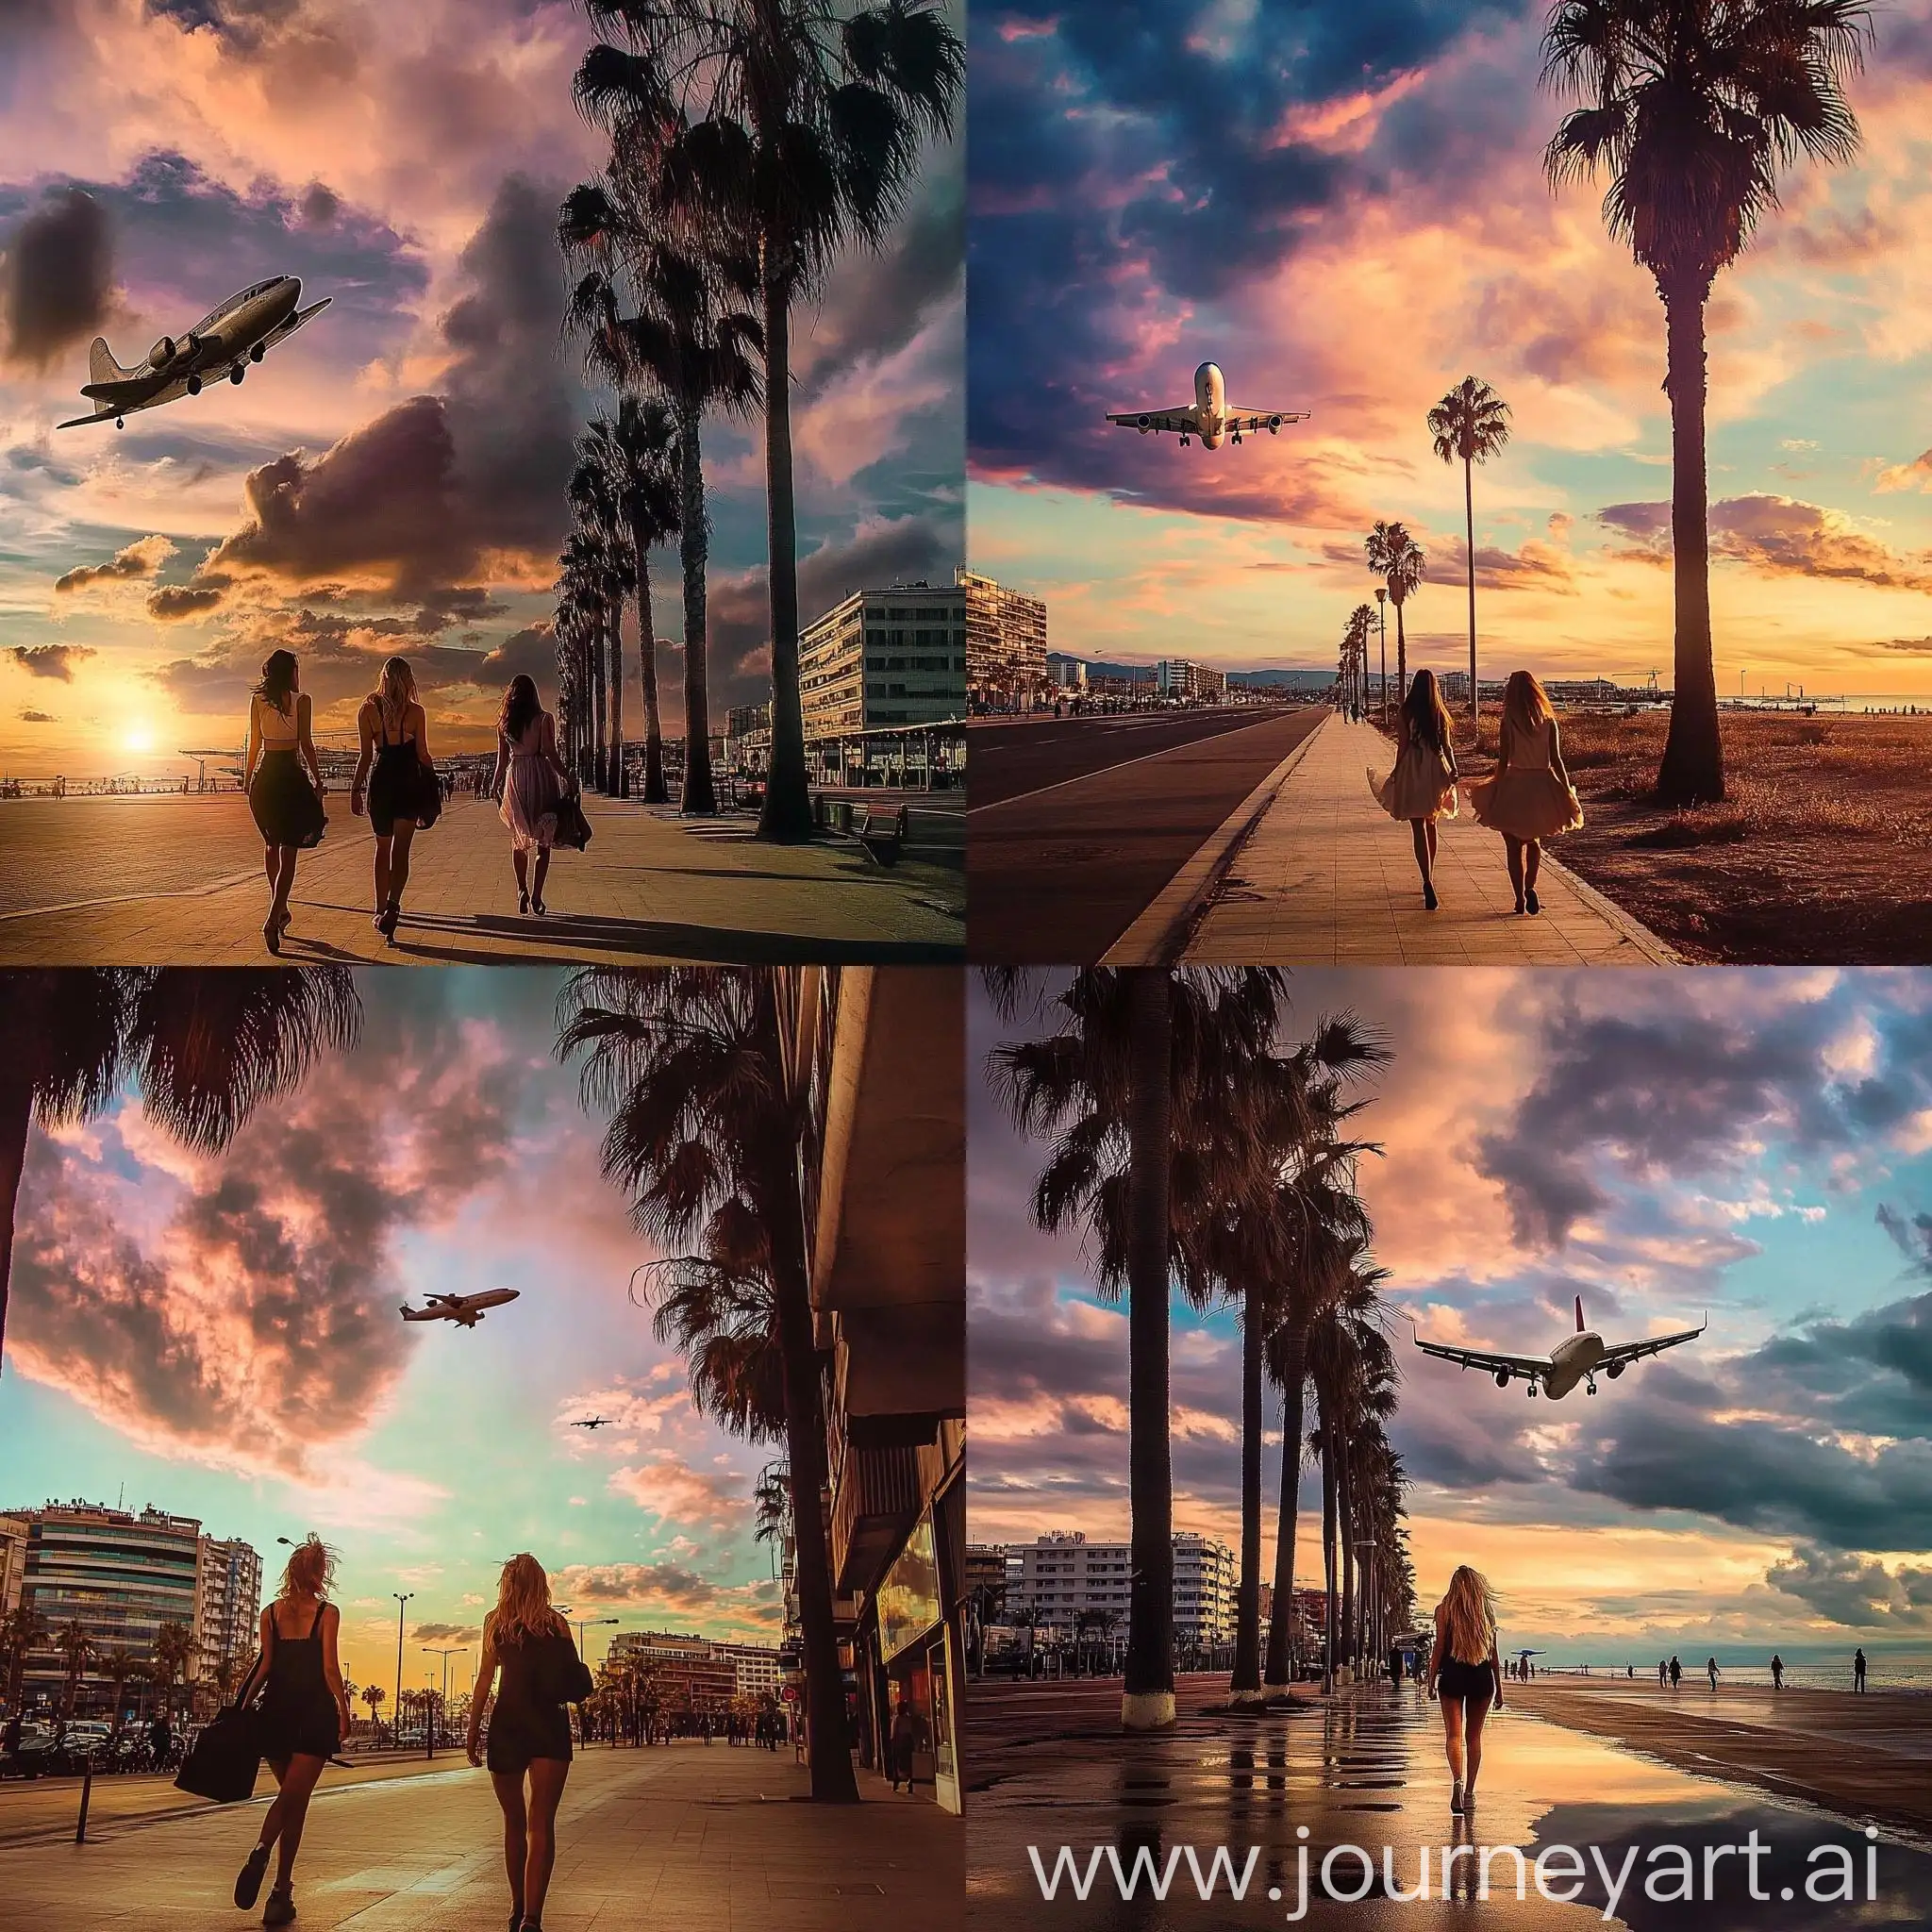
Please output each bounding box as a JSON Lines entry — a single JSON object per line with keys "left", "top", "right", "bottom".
{"left": 1764, "top": 1546, "right": 1932, "bottom": 1629}
{"left": 0, "top": 187, "right": 114, "bottom": 370}
{"left": 478, "top": 623, "right": 556, "bottom": 689}
{"left": 148, "top": 581, "right": 234, "bottom": 620}
{"left": 8, "top": 643, "right": 95, "bottom": 680}
{"left": 300, "top": 183, "right": 341, "bottom": 227}
{"left": 411, "top": 1621, "right": 483, "bottom": 1643}
{"left": 54, "top": 538, "right": 173, "bottom": 591}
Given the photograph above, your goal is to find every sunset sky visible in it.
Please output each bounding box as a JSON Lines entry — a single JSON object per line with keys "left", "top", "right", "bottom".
{"left": 0, "top": 0, "right": 961, "bottom": 780}
{"left": 969, "top": 0, "right": 1932, "bottom": 696}
{"left": 970, "top": 969, "right": 1932, "bottom": 1661}
{"left": 0, "top": 971, "right": 786, "bottom": 1690}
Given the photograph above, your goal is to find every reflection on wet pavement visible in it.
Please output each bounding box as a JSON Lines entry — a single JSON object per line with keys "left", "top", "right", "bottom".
{"left": 969, "top": 1684, "right": 1932, "bottom": 1928}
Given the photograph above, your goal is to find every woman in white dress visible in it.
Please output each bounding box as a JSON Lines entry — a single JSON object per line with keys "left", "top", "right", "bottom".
{"left": 1465, "top": 671, "right": 1583, "bottom": 915}
{"left": 490, "top": 675, "right": 573, "bottom": 916}
{"left": 1370, "top": 668, "right": 1459, "bottom": 910}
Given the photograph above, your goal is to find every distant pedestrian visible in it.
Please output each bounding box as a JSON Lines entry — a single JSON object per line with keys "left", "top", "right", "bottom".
{"left": 1855, "top": 1649, "right": 1868, "bottom": 1692}
{"left": 1429, "top": 1565, "right": 1503, "bottom": 1817}
{"left": 491, "top": 675, "right": 575, "bottom": 917}
{"left": 2, "top": 1711, "right": 21, "bottom": 1766}
{"left": 243, "top": 650, "right": 326, "bottom": 954}
{"left": 1369, "top": 668, "right": 1459, "bottom": 911}
{"left": 351, "top": 657, "right": 440, "bottom": 944}
{"left": 1465, "top": 670, "right": 1582, "bottom": 915}
{"left": 1707, "top": 1657, "right": 1721, "bottom": 1691}
{"left": 1772, "top": 1654, "right": 1784, "bottom": 1690}
{"left": 1669, "top": 1656, "right": 1682, "bottom": 1689}
{"left": 889, "top": 1693, "right": 923, "bottom": 1793}
{"left": 232, "top": 1536, "right": 352, "bottom": 1928}
{"left": 150, "top": 1711, "right": 172, "bottom": 1766}
{"left": 1657, "top": 1658, "right": 1667, "bottom": 1687}
{"left": 468, "top": 1554, "right": 583, "bottom": 1932}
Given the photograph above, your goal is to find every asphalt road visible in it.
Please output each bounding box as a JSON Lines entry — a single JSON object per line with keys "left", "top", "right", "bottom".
{"left": 968, "top": 707, "right": 1326, "bottom": 961}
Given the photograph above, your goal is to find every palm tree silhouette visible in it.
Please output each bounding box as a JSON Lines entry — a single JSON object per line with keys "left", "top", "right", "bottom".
{"left": 1365, "top": 523, "right": 1425, "bottom": 701}
{"left": 1541, "top": 0, "right": 1872, "bottom": 803}
{"left": 568, "top": 449, "right": 634, "bottom": 797}
{"left": 0, "top": 969, "right": 360, "bottom": 1370}
{"left": 57, "top": 1621, "right": 94, "bottom": 1719}
{"left": 1427, "top": 377, "right": 1511, "bottom": 728}
{"left": 574, "top": 0, "right": 963, "bottom": 843}
{"left": 150, "top": 1620, "right": 196, "bottom": 1724}
{"left": 561, "top": 201, "right": 762, "bottom": 815}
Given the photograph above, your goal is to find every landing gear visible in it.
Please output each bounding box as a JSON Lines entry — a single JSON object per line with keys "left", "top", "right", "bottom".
{"left": 1179, "top": 434, "right": 1191, "bottom": 446}
{"left": 1526, "top": 1380, "right": 1539, "bottom": 1397}
{"left": 229, "top": 363, "right": 244, "bottom": 384}
{"left": 186, "top": 375, "right": 202, "bottom": 395}
{"left": 1231, "top": 431, "right": 1242, "bottom": 445}
{"left": 1586, "top": 1375, "right": 1599, "bottom": 1395}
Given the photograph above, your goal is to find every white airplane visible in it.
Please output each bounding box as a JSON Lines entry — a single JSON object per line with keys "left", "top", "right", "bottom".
{"left": 399, "top": 1288, "right": 521, "bottom": 1328}
{"left": 1410, "top": 1294, "right": 1705, "bottom": 1399}
{"left": 58, "top": 275, "right": 330, "bottom": 430}
{"left": 1106, "top": 360, "right": 1309, "bottom": 450}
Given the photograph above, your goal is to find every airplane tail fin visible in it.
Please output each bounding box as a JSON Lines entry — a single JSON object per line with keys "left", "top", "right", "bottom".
{"left": 1575, "top": 1293, "right": 1586, "bottom": 1333}
{"left": 89, "top": 337, "right": 131, "bottom": 384}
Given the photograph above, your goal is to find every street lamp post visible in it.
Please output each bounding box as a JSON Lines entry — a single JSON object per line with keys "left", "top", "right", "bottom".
{"left": 391, "top": 1593, "right": 413, "bottom": 1754}
{"left": 422, "top": 1646, "right": 463, "bottom": 1761}
{"left": 1375, "top": 589, "right": 1389, "bottom": 725}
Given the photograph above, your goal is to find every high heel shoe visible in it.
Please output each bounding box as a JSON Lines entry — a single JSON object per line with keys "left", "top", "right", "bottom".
{"left": 518, "top": 888, "right": 529, "bottom": 915}
{"left": 531, "top": 896, "right": 546, "bottom": 917}
{"left": 376, "top": 899, "right": 400, "bottom": 944}
{"left": 263, "top": 914, "right": 281, "bottom": 956}
{"left": 1525, "top": 887, "right": 1541, "bottom": 916}
{"left": 1423, "top": 882, "right": 1439, "bottom": 912}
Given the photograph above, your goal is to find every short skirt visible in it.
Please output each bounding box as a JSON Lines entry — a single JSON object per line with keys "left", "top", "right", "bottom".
{"left": 1436, "top": 1657, "right": 1496, "bottom": 1704}
{"left": 1370, "top": 747, "right": 1457, "bottom": 824}
{"left": 248, "top": 750, "right": 327, "bottom": 850}
{"left": 486, "top": 1701, "right": 573, "bottom": 1775}
{"left": 500, "top": 753, "right": 565, "bottom": 854}
{"left": 256, "top": 1690, "right": 340, "bottom": 1763}
{"left": 1465, "top": 767, "right": 1583, "bottom": 841}
{"left": 367, "top": 747, "right": 441, "bottom": 837}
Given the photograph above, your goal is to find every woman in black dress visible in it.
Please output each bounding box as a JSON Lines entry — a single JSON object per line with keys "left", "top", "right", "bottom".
{"left": 1428, "top": 1565, "right": 1504, "bottom": 1816}
{"left": 350, "top": 657, "right": 438, "bottom": 943}
{"left": 467, "top": 1554, "right": 575, "bottom": 1932}
{"left": 243, "top": 651, "right": 326, "bottom": 954}
{"left": 233, "top": 1536, "right": 351, "bottom": 1927}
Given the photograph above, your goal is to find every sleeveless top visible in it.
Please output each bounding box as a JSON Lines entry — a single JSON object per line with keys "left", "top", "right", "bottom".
{"left": 372, "top": 700, "right": 418, "bottom": 757}
{"left": 258, "top": 695, "right": 300, "bottom": 748}
{"left": 507, "top": 713, "right": 550, "bottom": 758}
{"left": 265, "top": 1598, "right": 329, "bottom": 1699}
{"left": 1499, "top": 717, "right": 1556, "bottom": 773}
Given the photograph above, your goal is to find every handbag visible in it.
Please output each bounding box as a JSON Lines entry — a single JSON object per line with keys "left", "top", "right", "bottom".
{"left": 175, "top": 1704, "right": 262, "bottom": 1803}
{"left": 534, "top": 1627, "right": 595, "bottom": 1707}
{"left": 552, "top": 787, "right": 591, "bottom": 852}
{"left": 413, "top": 758, "right": 443, "bottom": 830}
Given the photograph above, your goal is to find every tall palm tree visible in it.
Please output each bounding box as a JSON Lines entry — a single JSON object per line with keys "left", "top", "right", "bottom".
{"left": 58, "top": 1622, "right": 94, "bottom": 1718}
{"left": 986, "top": 967, "right": 1293, "bottom": 1731}
{"left": 582, "top": 398, "right": 682, "bottom": 803}
{"left": 561, "top": 199, "right": 762, "bottom": 814}
{"left": 1427, "top": 377, "right": 1512, "bottom": 727}
{"left": 569, "top": 441, "right": 635, "bottom": 797}
{"left": 574, "top": 0, "right": 963, "bottom": 844}
{"left": 0, "top": 970, "right": 360, "bottom": 1370}
{"left": 1365, "top": 523, "right": 1425, "bottom": 702}
{"left": 557, "top": 968, "right": 857, "bottom": 1801}
{"left": 150, "top": 1620, "right": 196, "bottom": 1723}
{"left": 1342, "top": 604, "right": 1376, "bottom": 721}
{"left": 1542, "top": 0, "right": 1871, "bottom": 804}
{"left": 558, "top": 533, "right": 611, "bottom": 789}
{"left": 2, "top": 1603, "right": 47, "bottom": 1713}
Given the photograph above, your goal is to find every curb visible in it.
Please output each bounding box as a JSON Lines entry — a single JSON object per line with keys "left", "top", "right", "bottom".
{"left": 1100, "top": 715, "right": 1329, "bottom": 966}
{"left": 1538, "top": 854, "right": 1684, "bottom": 964}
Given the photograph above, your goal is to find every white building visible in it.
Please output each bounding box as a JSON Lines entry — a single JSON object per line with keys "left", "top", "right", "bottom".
{"left": 799, "top": 583, "right": 966, "bottom": 740}
{"left": 962, "top": 570, "right": 1049, "bottom": 709}
{"left": 0, "top": 1513, "right": 26, "bottom": 1621}
{"left": 1172, "top": 1531, "right": 1236, "bottom": 1646}
{"left": 1156, "top": 658, "right": 1226, "bottom": 703}
{"left": 719, "top": 1641, "right": 783, "bottom": 1698}
{"left": 1006, "top": 1529, "right": 1234, "bottom": 1644}
{"left": 195, "top": 1534, "right": 263, "bottom": 1685}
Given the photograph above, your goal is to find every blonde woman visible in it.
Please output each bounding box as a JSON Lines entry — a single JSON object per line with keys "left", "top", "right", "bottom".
{"left": 242, "top": 650, "right": 327, "bottom": 954}
{"left": 1370, "top": 668, "right": 1459, "bottom": 910}
{"left": 351, "top": 657, "right": 438, "bottom": 943}
{"left": 1428, "top": 1565, "right": 1503, "bottom": 1816}
{"left": 1465, "top": 670, "right": 1583, "bottom": 915}
{"left": 468, "top": 1555, "right": 579, "bottom": 1932}
{"left": 232, "top": 1537, "right": 351, "bottom": 1927}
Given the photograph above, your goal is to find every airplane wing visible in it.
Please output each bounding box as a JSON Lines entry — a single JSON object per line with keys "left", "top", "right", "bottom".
{"left": 1107, "top": 408, "right": 1197, "bottom": 434}
{"left": 1599, "top": 1319, "right": 1706, "bottom": 1370}
{"left": 1225, "top": 407, "right": 1311, "bottom": 431}
{"left": 1412, "top": 1335, "right": 1555, "bottom": 1380}
{"left": 258, "top": 297, "right": 331, "bottom": 354}
{"left": 57, "top": 378, "right": 191, "bottom": 430}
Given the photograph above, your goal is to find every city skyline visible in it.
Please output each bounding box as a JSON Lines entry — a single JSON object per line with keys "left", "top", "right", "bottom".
{"left": 969, "top": 969, "right": 1932, "bottom": 1661}
{"left": 969, "top": 0, "right": 1932, "bottom": 696}
{"left": 0, "top": 970, "right": 788, "bottom": 1690}
{"left": 0, "top": 0, "right": 962, "bottom": 780}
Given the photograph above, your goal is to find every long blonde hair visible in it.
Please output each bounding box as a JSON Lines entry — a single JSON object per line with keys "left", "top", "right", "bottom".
{"left": 1501, "top": 670, "right": 1553, "bottom": 741}
{"left": 372, "top": 656, "right": 417, "bottom": 734}
{"left": 1438, "top": 1565, "right": 1496, "bottom": 1665}
{"left": 492, "top": 1552, "right": 560, "bottom": 1647}
{"left": 277, "top": 1535, "right": 337, "bottom": 1602}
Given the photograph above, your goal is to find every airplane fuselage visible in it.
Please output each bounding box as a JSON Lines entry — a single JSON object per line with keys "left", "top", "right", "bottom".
{"left": 87, "top": 278, "right": 301, "bottom": 407}
{"left": 1542, "top": 1331, "right": 1606, "bottom": 1399}
{"left": 1193, "top": 361, "right": 1228, "bottom": 449}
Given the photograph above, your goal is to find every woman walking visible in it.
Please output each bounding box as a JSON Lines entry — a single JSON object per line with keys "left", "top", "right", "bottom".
{"left": 1464, "top": 671, "right": 1582, "bottom": 915}
{"left": 350, "top": 657, "right": 439, "bottom": 943}
{"left": 243, "top": 651, "right": 326, "bottom": 954}
{"left": 1427, "top": 1565, "right": 1502, "bottom": 1816}
{"left": 490, "top": 675, "right": 573, "bottom": 916}
{"left": 467, "top": 1554, "right": 582, "bottom": 1932}
{"left": 232, "top": 1537, "right": 350, "bottom": 1927}
{"left": 1370, "top": 668, "right": 1459, "bottom": 910}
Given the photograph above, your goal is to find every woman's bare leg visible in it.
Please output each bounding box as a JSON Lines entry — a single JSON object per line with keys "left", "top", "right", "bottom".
{"left": 512, "top": 848, "right": 529, "bottom": 900}
{"left": 270, "top": 847, "right": 298, "bottom": 922}
{"left": 1463, "top": 1693, "right": 1492, "bottom": 1795}
{"left": 268, "top": 1752, "right": 325, "bottom": 1885}
{"left": 491, "top": 1770, "right": 527, "bottom": 1921}
{"left": 1408, "top": 820, "right": 1432, "bottom": 889}
{"left": 532, "top": 847, "right": 552, "bottom": 908}
{"left": 523, "top": 1757, "right": 570, "bottom": 1922}
{"left": 374, "top": 836, "right": 391, "bottom": 913}
{"left": 1504, "top": 837, "right": 1525, "bottom": 911}
{"left": 388, "top": 822, "right": 415, "bottom": 908}
{"left": 256, "top": 1755, "right": 291, "bottom": 1851}
{"left": 1438, "top": 1693, "right": 1466, "bottom": 1784}
{"left": 1426, "top": 820, "right": 1439, "bottom": 865}
{"left": 1524, "top": 841, "right": 1542, "bottom": 894}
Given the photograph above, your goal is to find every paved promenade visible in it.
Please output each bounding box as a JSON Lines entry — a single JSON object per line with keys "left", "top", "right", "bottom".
{"left": 0, "top": 793, "right": 962, "bottom": 964}
{"left": 0, "top": 1740, "right": 960, "bottom": 1929}
{"left": 1111, "top": 713, "right": 1677, "bottom": 965}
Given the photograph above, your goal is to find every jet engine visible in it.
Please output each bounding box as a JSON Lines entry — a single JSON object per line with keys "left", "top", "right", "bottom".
{"left": 1494, "top": 1369, "right": 1510, "bottom": 1388}
{"left": 1606, "top": 1360, "right": 1625, "bottom": 1378}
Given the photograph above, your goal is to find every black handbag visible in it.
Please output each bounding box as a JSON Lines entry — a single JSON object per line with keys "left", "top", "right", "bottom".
{"left": 175, "top": 1704, "right": 262, "bottom": 1803}
{"left": 552, "top": 789, "right": 591, "bottom": 852}
{"left": 413, "top": 758, "right": 443, "bottom": 830}
{"left": 535, "top": 1628, "right": 595, "bottom": 1706}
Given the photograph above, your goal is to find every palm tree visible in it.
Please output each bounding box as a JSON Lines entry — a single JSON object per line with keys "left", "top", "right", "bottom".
{"left": 573, "top": 0, "right": 963, "bottom": 843}
{"left": 1364, "top": 523, "right": 1425, "bottom": 702}
{"left": 363, "top": 1683, "right": 386, "bottom": 1737}
{"left": 98, "top": 1646, "right": 142, "bottom": 1741}
{"left": 2, "top": 1603, "right": 47, "bottom": 1713}
{"left": 556, "top": 968, "right": 857, "bottom": 1800}
{"left": 57, "top": 1621, "right": 94, "bottom": 1718}
{"left": 0, "top": 969, "right": 361, "bottom": 1369}
{"left": 986, "top": 967, "right": 1292, "bottom": 1731}
{"left": 1427, "top": 377, "right": 1512, "bottom": 727}
{"left": 569, "top": 442, "right": 635, "bottom": 797}
{"left": 1341, "top": 604, "right": 1375, "bottom": 721}
{"left": 1541, "top": 0, "right": 1871, "bottom": 804}
{"left": 582, "top": 398, "right": 681, "bottom": 803}
{"left": 561, "top": 205, "right": 762, "bottom": 816}
{"left": 149, "top": 1620, "right": 195, "bottom": 1723}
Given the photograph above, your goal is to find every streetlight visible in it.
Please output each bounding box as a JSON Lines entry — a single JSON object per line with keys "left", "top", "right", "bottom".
{"left": 1375, "top": 588, "right": 1389, "bottom": 725}
{"left": 391, "top": 1593, "right": 413, "bottom": 1753}
{"left": 422, "top": 1646, "right": 463, "bottom": 1759}
{"left": 556, "top": 1613, "right": 619, "bottom": 1663}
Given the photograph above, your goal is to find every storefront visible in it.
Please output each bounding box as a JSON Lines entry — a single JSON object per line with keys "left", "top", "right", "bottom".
{"left": 872, "top": 1509, "right": 960, "bottom": 1814}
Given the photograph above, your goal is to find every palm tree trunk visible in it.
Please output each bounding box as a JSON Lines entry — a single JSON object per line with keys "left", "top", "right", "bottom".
{"left": 0, "top": 1067, "right": 28, "bottom": 1373}
{"left": 591, "top": 616, "right": 608, "bottom": 793}
{"left": 1657, "top": 275, "right": 1725, "bottom": 805}
{"left": 1338, "top": 1438, "right": 1356, "bottom": 1675}
{"left": 676, "top": 397, "right": 717, "bottom": 814}
{"left": 1123, "top": 968, "right": 1175, "bottom": 1731}
{"left": 608, "top": 583, "right": 626, "bottom": 798}
{"left": 1262, "top": 1318, "right": 1306, "bottom": 1692}
{"left": 631, "top": 519, "right": 667, "bottom": 805}
{"left": 1321, "top": 1430, "right": 1337, "bottom": 1687}
{"left": 758, "top": 272, "right": 813, "bottom": 842}
{"left": 1464, "top": 456, "right": 1477, "bottom": 728}
{"left": 1394, "top": 600, "right": 1407, "bottom": 700}
{"left": 1229, "top": 1300, "right": 1264, "bottom": 1703}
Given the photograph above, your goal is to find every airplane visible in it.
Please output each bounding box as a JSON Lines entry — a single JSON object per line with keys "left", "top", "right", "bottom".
{"left": 399, "top": 1288, "right": 521, "bottom": 1328}
{"left": 1106, "top": 360, "right": 1309, "bottom": 450}
{"left": 571, "top": 1416, "right": 614, "bottom": 1430}
{"left": 58, "top": 275, "right": 330, "bottom": 430}
{"left": 1409, "top": 1295, "right": 1705, "bottom": 1399}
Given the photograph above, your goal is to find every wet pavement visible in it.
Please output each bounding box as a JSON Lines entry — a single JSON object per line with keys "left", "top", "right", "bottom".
{"left": 968, "top": 1682, "right": 1932, "bottom": 1929}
